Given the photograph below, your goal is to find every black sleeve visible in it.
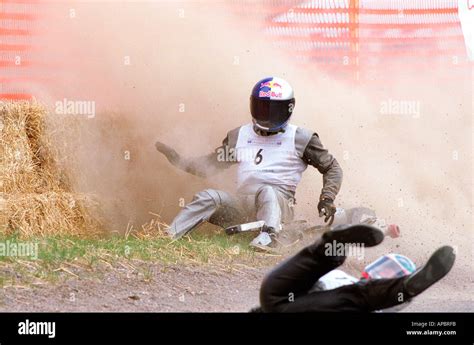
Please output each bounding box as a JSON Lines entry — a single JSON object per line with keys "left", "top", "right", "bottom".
{"left": 301, "top": 132, "right": 343, "bottom": 201}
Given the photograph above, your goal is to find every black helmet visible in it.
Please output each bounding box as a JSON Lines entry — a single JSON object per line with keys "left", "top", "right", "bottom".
{"left": 250, "top": 77, "right": 295, "bottom": 133}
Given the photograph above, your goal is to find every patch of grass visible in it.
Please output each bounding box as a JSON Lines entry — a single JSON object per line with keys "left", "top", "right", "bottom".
{"left": 0, "top": 227, "right": 267, "bottom": 287}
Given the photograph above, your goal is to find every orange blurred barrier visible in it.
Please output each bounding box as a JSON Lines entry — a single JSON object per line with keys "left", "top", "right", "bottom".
{"left": 0, "top": 0, "right": 43, "bottom": 100}
{"left": 230, "top": 0, "right": 469, "bottom": 81}
{"left": 0, "top": 0, "right": 470, "bottom": 101}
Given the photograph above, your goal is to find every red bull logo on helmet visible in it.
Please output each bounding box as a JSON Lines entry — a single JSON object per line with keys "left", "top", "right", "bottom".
{"left": 260, "top": 81, "right": 282, "bottom": 89}
{"left": 259, "top": 90, "right": 283, "bottom": 98}
{"left": 259, "top": 81, "right": 283, "bottom": 98}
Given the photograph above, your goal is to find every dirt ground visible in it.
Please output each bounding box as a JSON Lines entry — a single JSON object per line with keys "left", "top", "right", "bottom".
{"left": 0, "top": 224, "right": 472, "bottom": 313}
{"left": 0, "top": 262, "right": 263, "bottom": 312}
{"left": 0, "top": 256, "right": 471, "bottom": 312}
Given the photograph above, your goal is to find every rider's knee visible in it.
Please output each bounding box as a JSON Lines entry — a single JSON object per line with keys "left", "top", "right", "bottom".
{"left": 256, "top": 185, "right": 278, "bottom": 204}
{"left": 193, "top": 189, "right": 223, "bottom": 206}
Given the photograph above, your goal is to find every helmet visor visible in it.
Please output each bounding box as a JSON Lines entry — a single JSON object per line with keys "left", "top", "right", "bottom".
{"left": 363, "top": 255, "right": 414, "bottom": 280}
{"left": 250, "top": 96, "right": 295, "bottom": 131}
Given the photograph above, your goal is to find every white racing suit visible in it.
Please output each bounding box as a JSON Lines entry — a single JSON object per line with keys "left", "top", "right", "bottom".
{"left": 169, "top": 186, "right": 294, "bottom": 239}
{"left": 166, "top": 123, "right": 343, "bottom": 239}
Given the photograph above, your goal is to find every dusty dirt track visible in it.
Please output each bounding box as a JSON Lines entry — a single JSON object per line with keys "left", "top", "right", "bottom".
{"left": 1, "top": 223, "right": 472, "bottom": 313}
{"left": 0, "top": 259, "right": 472, "bottom": 312}
{"left": 0, "top": 262, "right": 262, "bottom": 312}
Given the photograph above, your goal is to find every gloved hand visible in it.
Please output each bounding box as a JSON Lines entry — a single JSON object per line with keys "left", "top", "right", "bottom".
{"left": 155, "top": 140, "right": 180, "bottom": 165}
{"left": 317, "top": 197, "right": 336, "bottom": 223}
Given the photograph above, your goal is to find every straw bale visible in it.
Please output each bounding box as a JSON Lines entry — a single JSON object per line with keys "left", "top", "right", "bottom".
{"left": 1, "top": 101, "right": 103, "bottom": 237}
{"left": 1, "top": 192, "right": 102, "bottom": 237}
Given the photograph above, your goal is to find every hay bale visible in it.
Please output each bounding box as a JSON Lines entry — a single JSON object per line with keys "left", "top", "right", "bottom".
{"left": 0, "top": 101, "right": 103, "bottom": 237}
{"left": 1, "top": 192, "right": 102, "bottom": 237}
{"left": 1, "top": 101, "right": 68, "bottom": 194}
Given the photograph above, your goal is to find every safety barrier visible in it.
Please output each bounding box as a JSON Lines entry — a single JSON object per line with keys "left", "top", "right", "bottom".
{"left": 231, "top": 0, "right": 469, "bottom": 81}
{"left": 0, "top": 0, "right": 45, "bottom": 100}
{"left": 0, "top": 0, "right": 470, "bottom": 100}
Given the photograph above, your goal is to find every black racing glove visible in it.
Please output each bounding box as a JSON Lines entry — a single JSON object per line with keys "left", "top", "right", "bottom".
{"left": 317, "top": 197, "right": 336, "bottom": 223}
{"left": 155, "top": 140, "right": 180, "bottom": 165}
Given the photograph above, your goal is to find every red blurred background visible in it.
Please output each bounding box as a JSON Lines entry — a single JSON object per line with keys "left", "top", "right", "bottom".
{"left": 1, "top": 0, "right": 471, "bottom": 101}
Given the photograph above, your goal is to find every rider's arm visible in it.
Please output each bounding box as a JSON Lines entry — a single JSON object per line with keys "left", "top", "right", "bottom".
{"left": 155, "top": 127, "right": 240, "bottom": 178}
{"left": 295, "top": 127, "right": 343, "bottom": 201}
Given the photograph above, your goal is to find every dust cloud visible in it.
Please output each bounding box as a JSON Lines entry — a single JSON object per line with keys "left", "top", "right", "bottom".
{"left": 37, "top": 2, "right": 471, "bottom": 281}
